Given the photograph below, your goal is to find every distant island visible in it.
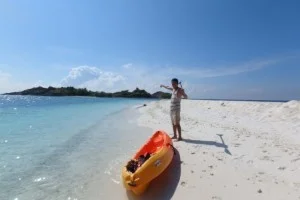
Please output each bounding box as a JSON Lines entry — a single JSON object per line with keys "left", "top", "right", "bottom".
{"left": 4, "top": 86, "right": 172, "bottom": 99}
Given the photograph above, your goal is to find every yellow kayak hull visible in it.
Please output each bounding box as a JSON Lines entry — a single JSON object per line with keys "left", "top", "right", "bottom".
{"left": 121, "top": 130, "right": 174, "bottom": 195}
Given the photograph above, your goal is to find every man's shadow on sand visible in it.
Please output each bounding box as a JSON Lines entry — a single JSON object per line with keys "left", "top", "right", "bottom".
{"left": 182, "top": 134, "right": 232, "bottom": 155}
{"left": 126, "top": 148, "right": 181, "bottom": 200}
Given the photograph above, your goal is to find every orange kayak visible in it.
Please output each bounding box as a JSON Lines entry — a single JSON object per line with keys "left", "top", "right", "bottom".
{"left": 121, "top": 130, "right": 174, "bottom": 195}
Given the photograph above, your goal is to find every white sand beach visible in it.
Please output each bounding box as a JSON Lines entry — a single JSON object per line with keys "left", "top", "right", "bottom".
{"left": 134, "top": 100, "right": 300, "bottom": 200}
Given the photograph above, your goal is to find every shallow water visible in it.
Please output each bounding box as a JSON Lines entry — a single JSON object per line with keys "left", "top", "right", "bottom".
{"left": 0, "top": 95, "right": 153, "bottom": 200}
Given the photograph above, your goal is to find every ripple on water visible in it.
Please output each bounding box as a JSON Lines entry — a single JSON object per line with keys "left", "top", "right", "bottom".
{"left": 67, "top": 197, "right": 78, "bottom": 200}
{"left": 33, "top": 177, "right": 46, "bottom": 182}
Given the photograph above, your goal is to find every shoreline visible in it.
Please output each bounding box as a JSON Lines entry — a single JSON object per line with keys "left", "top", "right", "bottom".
{"left": 1, "top": 94, "right": 295, "bottom": 103}
{"left": 135, "top": 99, "right": 300, "bottom": 200}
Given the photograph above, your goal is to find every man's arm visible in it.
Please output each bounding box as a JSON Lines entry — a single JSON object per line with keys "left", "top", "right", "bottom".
{"left": 160, "top": 84, "right": 173, "bottom": 91}
{"left": 179, "top": 88, "right": 188, "bottom": 99}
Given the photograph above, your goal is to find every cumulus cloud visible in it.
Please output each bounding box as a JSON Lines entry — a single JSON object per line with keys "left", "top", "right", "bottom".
{"left": 61, "top": 66, "right": 101, "bottom": 86}
{"left": 61, "top": 66, "right": 126, "bottom": 92}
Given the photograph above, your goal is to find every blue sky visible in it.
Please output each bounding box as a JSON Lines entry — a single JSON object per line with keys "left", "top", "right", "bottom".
{"left": 0, "top": 0, "right": 299, "bottom": 100}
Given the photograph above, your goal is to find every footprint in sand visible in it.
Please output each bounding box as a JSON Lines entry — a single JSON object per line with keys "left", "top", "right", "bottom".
{"left": 181, "top": 181, "right": 187, "bottom": 187}
{"left": 291, "top": 158, "right": 300, "bottom": 163}
{"left": 260, "top": 156, "right": 273, "bottom": 161}
{"left": 292, "top": 182, "right": 300, "bottom": 188}
{"left": 258, "top": 189, "right": 263, "bottom": 193}
{"left": 247, "top": 160, "right": 254, "bottom": 164}
{"left": 278, "top": 166, "right": 286, "bottom": 170}
{"left": 212, "top": 196, "right": 222, "bottom": 200}
{"left": 233, "top": 143, "right": 241, "bottom": 147}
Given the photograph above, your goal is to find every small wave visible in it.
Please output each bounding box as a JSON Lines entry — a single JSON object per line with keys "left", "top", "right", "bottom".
{"left": 67, "top": 197, "right": 78, "bottom": 200}
{"left": 33, "top": 177, "right": 46, "bottom": 182}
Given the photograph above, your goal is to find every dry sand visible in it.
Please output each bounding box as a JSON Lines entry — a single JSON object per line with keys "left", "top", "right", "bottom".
{"left": 133, "top": 99, "right": 300, "bottom": 200}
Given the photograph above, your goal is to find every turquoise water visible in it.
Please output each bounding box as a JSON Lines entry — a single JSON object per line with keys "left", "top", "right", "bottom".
{"left": 0, "top": 95, "right": 153, "bottom": 200}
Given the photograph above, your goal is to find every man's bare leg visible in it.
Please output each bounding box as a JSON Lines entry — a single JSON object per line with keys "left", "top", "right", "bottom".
{"left": 172, "top": 124, "right": 177, "bottom": 139}
{"left": 177, "top": 124, "right": 182, "bottom": 141}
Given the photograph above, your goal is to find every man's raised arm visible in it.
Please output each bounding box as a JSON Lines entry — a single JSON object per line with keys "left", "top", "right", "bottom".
{"left": 160, "top": 84, "right": 173, "bottom": 91}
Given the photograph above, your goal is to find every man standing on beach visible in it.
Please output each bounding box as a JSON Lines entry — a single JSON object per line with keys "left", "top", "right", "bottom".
{"left": 160, "top": 78, "right": 188, "bottom": 141}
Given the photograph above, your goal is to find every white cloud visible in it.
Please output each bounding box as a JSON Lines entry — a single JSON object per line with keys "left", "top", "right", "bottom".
{"left": 61, "top": 66, "right": 102, "bottom": 86}
{"left": 122, "top": 63, "right": 133, "bottom": 69}
{"left": 166, "top": 59, "right": 279, "bottom": 78}
{"left": 61, "top": 66, "right": 126, "bottom": 92}
{"left": 60, "top": 65, "right": 172, "bottom": 93}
